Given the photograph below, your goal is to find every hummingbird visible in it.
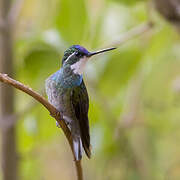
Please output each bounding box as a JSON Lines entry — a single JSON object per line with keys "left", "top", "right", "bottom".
{"left": 45, "top": 45, "right": 116, "bottom": 161}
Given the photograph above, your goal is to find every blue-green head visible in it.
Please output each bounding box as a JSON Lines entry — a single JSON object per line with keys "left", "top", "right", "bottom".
{"left": 61, "top": 45, "right": 116, "bottom": 75}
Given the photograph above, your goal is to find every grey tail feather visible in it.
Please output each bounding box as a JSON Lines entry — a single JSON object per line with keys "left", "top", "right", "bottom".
{"left": 73, "top": 137, "right": 82, "bottom": 161}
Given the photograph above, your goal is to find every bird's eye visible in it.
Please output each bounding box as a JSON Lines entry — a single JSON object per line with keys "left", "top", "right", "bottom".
{"left": 75, "top": 51, "right": 81, "bottom": 57}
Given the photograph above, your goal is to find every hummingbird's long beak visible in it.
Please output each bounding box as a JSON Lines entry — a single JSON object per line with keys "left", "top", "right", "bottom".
{"left": 87, "top": 47, "right": 116, "bottom": 57}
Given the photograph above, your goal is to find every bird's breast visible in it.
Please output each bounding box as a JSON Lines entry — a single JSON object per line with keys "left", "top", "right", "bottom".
{"left": 48, "top": 68, "right": 83, "bottom": 89}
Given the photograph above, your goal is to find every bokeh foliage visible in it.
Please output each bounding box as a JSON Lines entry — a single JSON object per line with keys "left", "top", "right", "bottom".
{"left": 1, "top": 0, "right": 180, "bottom": 179}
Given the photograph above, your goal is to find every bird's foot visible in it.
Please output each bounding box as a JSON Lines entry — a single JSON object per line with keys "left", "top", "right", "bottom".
{"left": 63, "top": 115, "right": 72, "bottom": 124}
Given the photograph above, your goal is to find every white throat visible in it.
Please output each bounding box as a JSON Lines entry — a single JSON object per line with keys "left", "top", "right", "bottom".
{"left": 71, "top": 56, "right": 88, "bottom": 75}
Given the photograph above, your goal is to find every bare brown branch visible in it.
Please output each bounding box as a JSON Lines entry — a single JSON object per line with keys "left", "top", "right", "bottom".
{"left": 0, "top": 73, "right": 83, "bottom": 180}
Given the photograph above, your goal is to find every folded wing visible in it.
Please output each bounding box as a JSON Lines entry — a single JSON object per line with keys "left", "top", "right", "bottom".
{"left": 71, "top": 80, "right": 91, "bottom": 158}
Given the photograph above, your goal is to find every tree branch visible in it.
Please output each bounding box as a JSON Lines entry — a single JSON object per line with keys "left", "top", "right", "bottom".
{"left": 106, "top": 21, "right": 154, "bottom": 47}
{"left": 0, "top": 73, "right": 83, "bottom": 180}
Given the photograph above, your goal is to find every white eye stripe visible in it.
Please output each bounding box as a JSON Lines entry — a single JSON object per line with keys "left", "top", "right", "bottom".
{"left": 64, "top": 52, "right": 76, "bottom": 63}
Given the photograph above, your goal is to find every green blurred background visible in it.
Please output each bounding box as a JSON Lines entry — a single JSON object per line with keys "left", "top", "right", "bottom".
{"left": 1, "top": 0, "right": 180, "bottom": 179}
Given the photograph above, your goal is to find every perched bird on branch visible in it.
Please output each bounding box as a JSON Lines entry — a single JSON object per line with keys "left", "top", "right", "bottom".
{"left": 45, "top": 45, "right": 116, "bottom": 160}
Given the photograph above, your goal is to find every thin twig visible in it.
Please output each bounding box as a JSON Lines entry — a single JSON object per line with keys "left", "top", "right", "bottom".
{"left": 7, "top": 0, "right": 25, "bottom": 26}
{"left": 105, "top": 21, "right": 154, "bottom": 48}
{"left": 75, "top": 161, "right": 83, "bottom": 180}
{"left": 0, "top": 73, "right": 83, "bottom": 180}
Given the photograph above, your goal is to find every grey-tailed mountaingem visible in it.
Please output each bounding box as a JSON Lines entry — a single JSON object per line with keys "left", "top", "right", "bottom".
{"left": 45, "top": 45, "right": 116, "bottom": 160}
